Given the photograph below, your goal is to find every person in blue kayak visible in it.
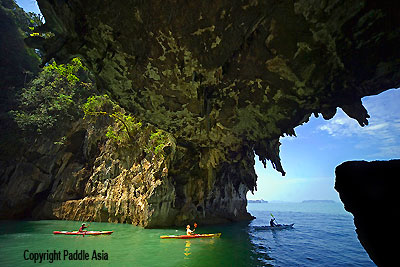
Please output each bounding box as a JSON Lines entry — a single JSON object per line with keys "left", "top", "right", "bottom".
{"left": 270, "top": 218, "right": 277, "bottom": 227}
{"left": 78, "top": 223, "right": 88, "bottom": 232}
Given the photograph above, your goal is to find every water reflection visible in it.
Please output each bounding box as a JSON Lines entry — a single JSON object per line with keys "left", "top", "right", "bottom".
{"left": 183, "top": 238, "right": 218, "bottom": 260}
{"left": 184, "top": 240, "right": 191, "bottom": 259}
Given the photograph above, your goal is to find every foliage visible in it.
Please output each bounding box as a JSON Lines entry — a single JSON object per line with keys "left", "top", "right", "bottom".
{"left": 53, "top": 136, "right": 67, "bottom": 145}
{"left": 0, "top": 0, "right": 41, "bottom": 90}
{"left": 84, "top": 95, "right": 136, "bottom": 142}
{"left": 1, "top": 0, "right": 41, "bottom": 36}
{"left": 10, "top": 58, "right": 93, "bottom": 135}
{"left": 46, "top": 58, "right": 88, "bottom": 84}
{"left": 83, "top": 95, "right": 171, "bottom": 156}
{"left": 83, "top": 95, "right": 142, "bottom": 144}
{"left": 27, "top": 12, "right": 54, "bottom": 42}
{"left": 146, "top": 130, "right": 169, "bottom": 155}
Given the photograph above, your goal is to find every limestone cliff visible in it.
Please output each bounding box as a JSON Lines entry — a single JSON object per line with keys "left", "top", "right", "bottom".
{"left": 28, "top": 0, "right": 400, "bottom": 175}
{"left": 2, "top": 0, "right": 400, "bottom": 230}
{"left": 335, "top": 160, "right": 399, "bottom": 267}
{"left": 0, "top": 114, "right": 255, "bottom": 227}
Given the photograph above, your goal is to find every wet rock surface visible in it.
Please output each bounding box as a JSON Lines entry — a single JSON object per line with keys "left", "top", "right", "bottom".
{"left": 335, "top": 160, "right": 399, "bottom": 266}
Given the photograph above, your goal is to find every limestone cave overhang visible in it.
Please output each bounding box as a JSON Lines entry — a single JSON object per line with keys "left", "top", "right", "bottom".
{"left": 28, "top": 0, "right": 400, "bottom": 175}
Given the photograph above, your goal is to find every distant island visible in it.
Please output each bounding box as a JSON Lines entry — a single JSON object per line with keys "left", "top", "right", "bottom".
{"left": 248, "top": 199, "right": 268, "bottom": 203}
{"left": 302, "top": 200, "right": 336, "bottom": 203}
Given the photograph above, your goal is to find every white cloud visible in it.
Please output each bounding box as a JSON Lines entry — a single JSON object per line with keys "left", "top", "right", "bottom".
{"left": 369, "top": 145, "right": 400, "bottom": 158}
{"left": 318, "top": 89, "right": 400, "bottom": 158}
{"left": 318, "top": 112, "right": 363, "bottom": 137}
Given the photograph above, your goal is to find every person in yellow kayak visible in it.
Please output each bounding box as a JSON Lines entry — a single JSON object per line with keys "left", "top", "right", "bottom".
{"left": 186, "top": 225, "right": 194, "bottom": 235}
{"left": 186, "top": 223, "right": 197, "bottom": 235}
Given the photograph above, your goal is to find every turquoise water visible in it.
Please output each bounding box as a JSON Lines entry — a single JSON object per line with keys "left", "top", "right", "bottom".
{"left": 0, "top": 202, "right": 374, "bottom": 266}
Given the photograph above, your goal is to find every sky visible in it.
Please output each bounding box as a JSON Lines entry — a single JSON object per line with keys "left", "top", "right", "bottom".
{"left": 15, "top": 0, "right": 40, "bottom": 13}
{"left": 248, "top": 88, "right": 400, "bottom": 202}
{"left": 15, "top": 1, "right": 400, "bottom": 202}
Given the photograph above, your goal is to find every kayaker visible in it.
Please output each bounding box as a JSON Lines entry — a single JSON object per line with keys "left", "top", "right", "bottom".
{"left": 78, "top": 223, "right": 88, "bottom": 232}
{"left": 186, "top": 225, "right": 194, "bottom": 235}
{"left": 270, "top": 218, "right": 277, "bottom": 227}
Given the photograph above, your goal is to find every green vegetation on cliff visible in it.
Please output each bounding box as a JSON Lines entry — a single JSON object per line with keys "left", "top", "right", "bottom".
{"left": 10, "top": 58, "right": 93, "bottom": 136}
{"left": 7, "top": 45, "right": 172, "bottom": 156}
{"left": 83, "top": 94, "right": 141, "bottom": 143}
{"left": 83, "top": 94, "right": 172, "bottom": 157}
{"left": 1, "top": 0, "right": 44, "bottom": 156}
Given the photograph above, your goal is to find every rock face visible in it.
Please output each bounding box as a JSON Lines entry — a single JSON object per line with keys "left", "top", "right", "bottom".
{"left": 335, "top": 160, "right": 399, "bottom": 267}
{"left": 0, "top": 0, "right": 40, "bottom": 152}
{"left": 0, "top": 117, "right": 254, "bottom": 227}
{"left": 29, "top": 0, "right": 400, "bottom": 175}
{"left": 0, "top": 0, "right": 39, "bottom": 91}
{"left": 3, "top": 1, "right": 400, "bottom": 229}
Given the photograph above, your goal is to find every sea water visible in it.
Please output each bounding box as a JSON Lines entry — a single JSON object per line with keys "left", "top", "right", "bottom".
{"left": 247, "top": 202, "right": 374, "bottom": 266}
{"left": 0, "top": 202, "right": 375, "bottom": 266}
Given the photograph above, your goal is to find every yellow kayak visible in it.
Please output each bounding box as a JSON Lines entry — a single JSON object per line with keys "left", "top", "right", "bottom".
{"left": 160, "top": 233, "right": 221, "bottom": 239}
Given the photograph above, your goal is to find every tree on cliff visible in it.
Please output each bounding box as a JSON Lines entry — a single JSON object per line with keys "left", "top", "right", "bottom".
{"left": 10, "top": 57, "right": 93, "bottom": 138}
{"left": 83, "top": 94, "right": 173, "bottom": 157}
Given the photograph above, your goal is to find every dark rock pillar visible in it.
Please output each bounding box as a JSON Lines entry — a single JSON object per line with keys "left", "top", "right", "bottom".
{"left": 335, "top": 160, "right": 399, "bottom": 266}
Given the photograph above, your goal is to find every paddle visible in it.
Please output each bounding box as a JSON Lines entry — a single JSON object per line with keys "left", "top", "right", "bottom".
{"left": 270, "top": 213, "right": 278, "bottom": 226}
{"left": 193, "top": 223, "right": 197, "bottom": 234}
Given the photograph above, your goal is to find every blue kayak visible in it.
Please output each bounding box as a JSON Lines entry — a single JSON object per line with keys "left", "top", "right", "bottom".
{"left": 254, "top": 223, "right": 294, "bottom": 230}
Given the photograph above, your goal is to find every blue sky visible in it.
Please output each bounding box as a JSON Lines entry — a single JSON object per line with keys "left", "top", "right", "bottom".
{"left": 15, "top": 0, "right": 40, "bottom": 13}
{"left": 15, "top": 1, "right": 400, "bottom": 202}
{"left": 249, "top": 88, "right": 400, "bottom": 202}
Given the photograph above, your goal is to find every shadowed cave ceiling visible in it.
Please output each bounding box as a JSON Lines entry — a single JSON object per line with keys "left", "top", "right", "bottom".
{"left": 28, "top": 0, "right": 400, "bottom": 175}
